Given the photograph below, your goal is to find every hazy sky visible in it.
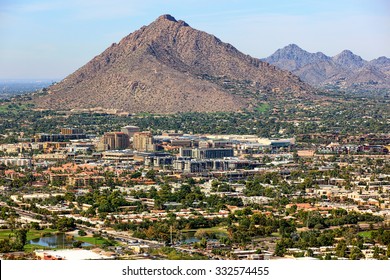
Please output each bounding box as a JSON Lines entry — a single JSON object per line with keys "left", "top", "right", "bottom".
{"left": 0, "top": 0, "right": 389, "bottom": 80}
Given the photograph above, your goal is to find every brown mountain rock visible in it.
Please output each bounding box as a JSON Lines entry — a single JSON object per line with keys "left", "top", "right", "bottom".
{"left": 33, "top": 15, "right": 310, "bottom": 113}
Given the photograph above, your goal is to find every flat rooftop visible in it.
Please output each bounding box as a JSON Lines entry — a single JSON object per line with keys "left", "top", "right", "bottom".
{"left": 35, "top": 249, "right": 115, "bottom": 260}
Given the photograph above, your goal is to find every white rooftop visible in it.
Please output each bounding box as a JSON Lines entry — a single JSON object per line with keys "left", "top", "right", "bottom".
{"left": 35, "top": 249, "right": 114, "bottom": 260}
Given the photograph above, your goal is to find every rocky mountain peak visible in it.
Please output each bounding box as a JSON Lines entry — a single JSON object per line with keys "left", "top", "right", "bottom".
{"left": 264, "top": 44, "right": 331, "bottom": 71}
{"left": 332, "top": 50, "right": 365, "bottom": 69}
{"left": 275, "top": 44, "right": 308, "bottom": 57}
{"left": 154, "top": 14, "right": 189, "bottom": 27}
{"left": 285, "top": 44, "right": 303, "bottom": 51}
{"left": 157, "top": 14, "right": 178, "bottom": 22}
{"left": 370, "top": 56, "right": 390, "bottom": 66}
{"left": 32, "top": 15, "right": 310, "bottom": 113}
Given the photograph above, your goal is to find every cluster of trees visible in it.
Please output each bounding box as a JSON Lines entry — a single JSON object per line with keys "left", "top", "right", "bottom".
{"left": 299, "top": 210, "right": 384, "bottom": 230}
{"left": 227, "top": 210, "right": 291, "bottom": 245}
{"left": 29, "top": 195, "right": 65, "bottom": 206}
{"left": 115, "top": 215, "right": 224, "bottom": 243}
{"left": 130, "top": 181, "right": 243, "bottom": 211}
{"left": 52, "top": 217, "right": 75, "bottom": 232}
{"left": 1, "top": 91, "right": 388, "bottom": 142}
{"left": 152, "top": 247, "right": 208, "bottom": 260}
{"left": 275, "top": 229, "right": 337, "bottom": 257}
{"left": 371, "top": 228, "right": 390, "bottom": 245}
{"left": 114, "top": 209, "right": 295, "bottom": 247}
{"left": 0, "top": 229, "right": 28, "bottom": 253}
{"left": 274, "top": 225, "right": 390, "bottom": 260}
{"left": 0, "top": 206, "right": 18, "bottom": 221}
{"left": 75, "top": 189, "right": 131, "bottom": 214}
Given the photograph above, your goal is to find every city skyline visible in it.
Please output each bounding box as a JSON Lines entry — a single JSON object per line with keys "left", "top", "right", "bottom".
{"left": 0, "top": 0, "right": 389, "bottom": 79}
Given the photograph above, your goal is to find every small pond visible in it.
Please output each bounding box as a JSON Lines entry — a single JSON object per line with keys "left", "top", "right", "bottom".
{"left": 179, "top": 231, "right": 227, "bottom": 244}
{"left": 29, "top": 233, "right": 93, "bottom": 248}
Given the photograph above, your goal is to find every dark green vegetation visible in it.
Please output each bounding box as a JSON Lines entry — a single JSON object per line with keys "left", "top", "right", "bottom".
{"left": 0, "top": 92, "right": 388, "bottom": 143}
{"left": 275, "top": 227, "right": 390, "bottom": 260}
{"left": 150, "top": 247, "right": 208, "bottom": 260}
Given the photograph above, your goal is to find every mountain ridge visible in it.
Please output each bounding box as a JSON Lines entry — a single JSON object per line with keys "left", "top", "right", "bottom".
{"left": 263, "top": 44, "right": 390, "bottom": 92}
{"left": 33, "top": 15, "right": 311, "bottom": 113}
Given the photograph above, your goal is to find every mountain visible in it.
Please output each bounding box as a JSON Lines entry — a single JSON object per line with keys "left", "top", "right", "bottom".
{"left": 370, "top": 56, "right": 390, "bottom": 76}
{"left": 264, "top": 44, "right": 331, "bottom": 72}
{"left": 332, "top": 50, "right": 366, "bottom": 70}
{"left": 32, "top": 15, "right": 311, "bottom": 113}
{"left": 264, "top": 45, "right": 390, "bottom": 92}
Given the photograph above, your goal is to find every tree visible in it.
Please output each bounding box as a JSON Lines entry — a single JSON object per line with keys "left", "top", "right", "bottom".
{"left": 145, "top": 170, "right": 156, "bottom": 180}
{"left": 350, "top": 247, "right": 364, "bottom": 260}
{"left": 306, "top": 248, "right": 314, "bottom": 257}
{"left": 0, "top": 239, "right": 12, "bottom": 253}
{"left": 73, "top": 241, "right": 83, "bottom": 248}
{"left": 131, "top": 171, "right": 142, "bottom": 178}
{"left": 194, "top": 229, "right": 208, "bottom": 240}
{"left": 30, "top": 222, "right": 40, "bottom": 230}
{"left": 274, "top": 239, "right": 288, "bottom": 257}
{"left": 324, "top": 253, "right": 332, "bottom": 260}
{"left": 13, "top": 229, "right": 28, "bottom": 251}
{"left": 199, "top": 237, "right": 207, "bottom": 248}
{"left": 387, "top": 244, "right": 390, "bottom": 258}
{"left": 78, "top": 230, "right": 87, "bottom": 236}
{"left": 373, "top": 246, "right": 381, "bottom": 259}
{"left": 55, "top": 217, "right": 75, "bottom": 231}
{"left": 335, "top": 240, "right": 347, "bottom": 258}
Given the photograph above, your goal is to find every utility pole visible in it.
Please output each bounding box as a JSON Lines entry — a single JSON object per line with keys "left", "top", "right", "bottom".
{"left": 170, "top": 225, "right": 173, "bottom": 245}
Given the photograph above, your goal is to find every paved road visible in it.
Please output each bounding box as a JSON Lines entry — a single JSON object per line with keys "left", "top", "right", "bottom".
{"left": 76, "top": 224, "right": 164, "bottom": 248}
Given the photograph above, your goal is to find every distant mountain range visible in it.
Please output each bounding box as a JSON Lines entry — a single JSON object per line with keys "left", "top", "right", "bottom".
{"left": 32, "top": 15, "right": 311, "bottom": 113}
{"left": 263, "top": 44, "right": 390, "bottom": 92}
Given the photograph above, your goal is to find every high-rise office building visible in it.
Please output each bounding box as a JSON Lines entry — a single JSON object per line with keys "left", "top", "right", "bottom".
{"left": 192, "top": 148, "right": 234, "bottom": 159}
{"left": 121, "top": 125, "right": 140, "bottom": 138}
{"left": 133, "top": 131, "right": 154, "bottom": 151}
{"left": 102, "top": 132, "right": 130, "bottom": 150}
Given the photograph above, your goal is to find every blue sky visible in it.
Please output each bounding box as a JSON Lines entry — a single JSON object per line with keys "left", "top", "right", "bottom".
{"left": 0, "top": 0, "right": 389, "bottom": 79}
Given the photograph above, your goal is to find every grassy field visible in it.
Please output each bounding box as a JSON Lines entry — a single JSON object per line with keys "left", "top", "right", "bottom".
{"left": 74, "top": 236, "right": 117, "bottom": 246}
{"left": 358, "top": 231, "right": 372, "bottom": 238}
{"left": 24, "top": 244, "right": 49, "bottom": 252}
{"left": 0, "top": 228, "right": 58, "bottom": 241}
{"left": 201, "top": 226, "right": 228, "bottom": 235}
{"left": 181, "top": 226, "right": 228, "bottom": 235}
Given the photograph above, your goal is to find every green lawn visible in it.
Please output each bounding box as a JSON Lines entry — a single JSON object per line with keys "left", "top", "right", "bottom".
{"left": 0, "top": 229, "right": 58, "bottom": 241}
{"left": 27, "top": 229, "right": 58, "bottom": 240}
{"left": 24, "top": 244, "right": 49, "bottom": 252}
{"left": 74, "top": 236, "right": 117, "bottom": 246}
{"left": 181, "top": 226, "right": 228, "bottom": 235}
{"left": 358, "top": 231, "right": 372, "bottom": 238}
{"left": 202, "top": 226, "right": 228, "bottom": 234}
